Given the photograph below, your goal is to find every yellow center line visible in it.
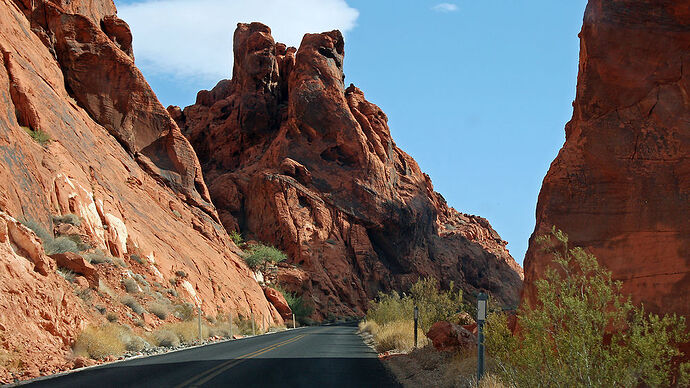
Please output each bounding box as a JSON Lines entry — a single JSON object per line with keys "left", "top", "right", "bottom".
{"left": 174, "top": 333, "right": 308, "bottom": 388}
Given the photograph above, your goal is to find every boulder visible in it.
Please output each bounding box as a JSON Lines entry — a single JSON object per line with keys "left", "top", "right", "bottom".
{"left": 263, "top": 286, "right": 292, "bottom": 319}
{"left": 426, "top": 321, "right": 476, "bottom": 352}
{"left": 49, "top": 252, "right": 99, "bottom": 289}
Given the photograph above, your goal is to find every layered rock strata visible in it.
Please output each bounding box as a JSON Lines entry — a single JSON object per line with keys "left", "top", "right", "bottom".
{"left": 0, "top": 1, "right": 282, "bottom": 380}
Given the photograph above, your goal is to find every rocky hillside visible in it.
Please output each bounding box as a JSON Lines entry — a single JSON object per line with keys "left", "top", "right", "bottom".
{"left": 523, "top": 0, "right": 690, "bottom": 318}
{"left": 0, "top": 0, "right": 283, "bottom": 381}
{"left": 173, "top": 23, "right": 524, "bottom": 318}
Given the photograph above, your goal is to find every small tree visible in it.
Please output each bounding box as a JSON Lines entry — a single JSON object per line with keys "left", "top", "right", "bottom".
{"left": 243, "top": 244, "right": 287, "bottom": 271}
{"left": 486, "top": 227, "right": 690, "bottom": 387}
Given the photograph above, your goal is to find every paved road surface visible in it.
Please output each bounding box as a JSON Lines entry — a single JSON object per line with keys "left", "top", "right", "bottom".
{"left": 22, "top": 325, "right": 400, "bottom": 388}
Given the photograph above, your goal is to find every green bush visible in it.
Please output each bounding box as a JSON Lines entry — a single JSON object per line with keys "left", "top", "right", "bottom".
{"left": 485, "top": 228, "right": 690, "bottom": 387}
{"left": 23, "top": 126, "right": 50, "bottom": 146}
{"left": 229, "top": 231, "right": 243, "bottom": 245}
{"left": 366, "top": 277, "right": 462, "bottom": 332}
{"left": 243, "top": 244, "right": 287, "bottom": 271}
{"left": 279, "top": 288, "right": 314, "bottom": 324}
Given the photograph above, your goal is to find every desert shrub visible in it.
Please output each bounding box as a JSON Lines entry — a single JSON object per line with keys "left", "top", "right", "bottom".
{"left": 229, "top": 231, "right": 243, "bottom": 245}
{"left": 163, "top": 321, "right": 209, "bottom": 344}
{"left": 0, "top": 343, "right": 22, "bottom": 373}
{"left": 152, "top": 329, "right": 180, "bottom": 348}
{"left": 124, "top": 336, "right": 147, "bottom": 352}
{"left": 121, "top": 296, "right": 145, "bottom": 315}
{"left": 121, "top": 278, "right": 139, "bottom": 293}
{"left": 147, "top": 302, "right": 169, "bottom": 320}
{"left": 279, "top": 289, "right": 314, "bottom": 324}
{"left": 112, "top": 257, "right": 127, "bottom": 267}
{"left": 95, "top": 305, "right": 107, "bottom": 315}
{"left": 76, "top": 288, "right": 93, "bottom": 304}
{"left": 130, "top": 254, "right": 145, "bottom": 265}
{"left": 165, "top": 288, "right": 178, "bottom": 297}
{"left": 52, "top": 214, "right": 81, "bottom": 226}
{"left": 133, "top": 318, "right": 144, "bottom": 327}
{"left": 409, "top": 277, "right": 463, "bottom": 332}
{"left": 358, "top": 320, "right": 380, "bottom": 336}
{"left": 106, "top": 312, "right": 118, "bottom": 322}
{"left": 44, "top": 236, "right": 79, "bottom": 255}
{"left": 20, "top": 219, "right": 52, "bottom": 241}
{"left": 175, "top": 270, "right": 188, "bottom": 278}
{"left": 73, "top": 324, "right": 126, "bottom": 359}
{"left": 56, "top": 267, "right": 76, "bottom": 283}
{"left": 234, "top": 315, "right": 259, "bottom": 335}
{"left": 174, "top": 303, "right": 196, "bottom": 321}
{"left": 366, "top": 277, "right": 462, "bottom": 333}
{"left": 23, "top": 126, "right": 50, "bottom": 145}
{"left": 373, "top": 320, "right": 430, "bottom": 353}
{"left": 85, "top": 250, "right": 113, "bottom": 265}
{"left": 485, "top": 228, "right": 690, "bottom": 388}
{"left": 243, "top": 244, "right": 286, "bottom": 271}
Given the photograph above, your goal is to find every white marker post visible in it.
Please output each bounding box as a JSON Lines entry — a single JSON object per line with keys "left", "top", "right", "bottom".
{"left": 197, "top": 306, "right": 202, "bottom": 343}
{"left": 229, "top": 310, "right": 233, "bottom": 339}
{"left": 251, "top": 310, "right": 256, "bottom": 336}
{"left": 293, "top": 313, "right": 296, "bottom": 329}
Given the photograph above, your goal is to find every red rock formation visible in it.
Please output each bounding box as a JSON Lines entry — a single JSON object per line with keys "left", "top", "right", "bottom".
{"left": 263, "top": 286, "right": 292, "bottom": 319}
{"left": 426, "top": 321, "right": 476, "bottom": 352}
{"left": 176, "top": 23, "right": 523, "bottom": 319}
{"left": 0, "top": 1, "right": 282, "bottom": 381}
{"left": 523, "top": 0, "right": 690, "bottom": 319}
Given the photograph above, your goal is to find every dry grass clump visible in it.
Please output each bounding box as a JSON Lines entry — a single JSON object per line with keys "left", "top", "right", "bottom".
{"left": 122, "top": 278, "right": 139, "bottom": 293}
{"left": 0, "top": 348, "right": 22, "bottom": 372}
{"left": 121, "top": 296, "right": 145, "bottom": 314}
{"left": 358, "top": 320, "right": 380, "bottom": 335}
{"left": 164, "top": 321, "right": 209, "bottom": 343}
{"left": 373, "top": 320, "right": 430, "bottom": 353}
{"left": 73, "top": 324, "right": 149, "bottom": 359}
{"left": 151, "top": 329, "right": 180, "bottom": 348}
{"left": 85, "top": 250, "right": 113, "bottom": 265}
{"left": 73, "top": 324, "right": 126, "bottom": 359}
{"left": 146, "top": 302, "right": 169, "bottom": 320}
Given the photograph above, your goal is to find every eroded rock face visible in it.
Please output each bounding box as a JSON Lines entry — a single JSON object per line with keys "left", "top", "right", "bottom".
{"left": 0, "top": 1, "right": 282, "bottom": 381}
{"left": 178, "top": 23, "right": 524, "bottom": 318}
{"left": 523, "top": 0, "right": 690, "bottom": 318}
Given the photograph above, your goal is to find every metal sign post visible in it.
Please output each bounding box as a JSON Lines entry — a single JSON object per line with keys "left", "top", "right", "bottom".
{"left": 476, "top": 293, "right": 488, "bottom": 385}
{"left": 251, "top": 310, "right": 256, "bottom": 336}
{"left": 413, "top": 306, "right": 419, "bottom": 348}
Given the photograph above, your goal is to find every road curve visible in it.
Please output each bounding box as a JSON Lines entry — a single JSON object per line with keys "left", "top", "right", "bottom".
{"left": 21, "top": 325, "right": 401, "bottom": 388}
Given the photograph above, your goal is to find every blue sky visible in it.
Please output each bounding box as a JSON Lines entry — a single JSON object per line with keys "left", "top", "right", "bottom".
{"left": 114, "top": 0, "right": 588, "bottom": 265}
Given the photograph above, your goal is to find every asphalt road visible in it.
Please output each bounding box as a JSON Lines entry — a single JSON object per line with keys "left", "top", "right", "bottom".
{"left": 21, "top": 325, "right": 401, "bottom": 388}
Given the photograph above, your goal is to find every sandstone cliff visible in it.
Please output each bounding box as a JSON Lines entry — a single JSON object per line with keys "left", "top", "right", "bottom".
{"left": 523, "top": 0, "right": 690, "bottom": 318}
{"left": 0, "top": 0, "right": 282, "bottom": 381}
{"left": 174, "top": 23, "right": 524, "bottom": 318}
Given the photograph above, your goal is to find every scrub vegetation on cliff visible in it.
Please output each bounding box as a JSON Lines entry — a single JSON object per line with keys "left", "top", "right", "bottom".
{"left": 486, "top": 229, "right": 690, "bottom": 387}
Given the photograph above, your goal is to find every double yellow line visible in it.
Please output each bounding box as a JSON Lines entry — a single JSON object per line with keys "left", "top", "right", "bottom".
{"left": 175, "top": 334, "right": 307, "bottom": 387}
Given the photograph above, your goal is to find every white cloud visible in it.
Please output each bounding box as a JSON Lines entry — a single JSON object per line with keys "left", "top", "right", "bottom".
{"left": 431, "top": 3, "right": 458, "bottom": 13}
{"left": 117, "top": 0, "right": 359, "bottom": 82}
